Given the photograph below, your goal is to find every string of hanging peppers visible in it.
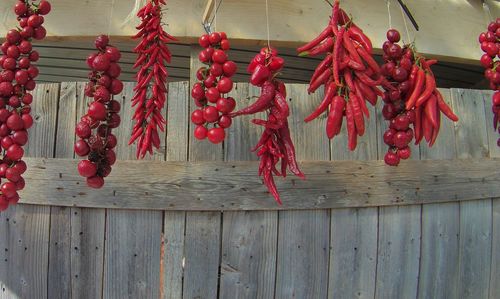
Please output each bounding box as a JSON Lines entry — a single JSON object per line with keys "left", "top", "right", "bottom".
{"left": 298, "top": 0, "right": 390, "bottom": 151}
{"left": 75, "top": 35, "right": 123, "bottom": 188}
{"left": 129, "top": 0, "right": 176, "bottom": 158}
{"left": 0, "top": 0, "right": 50, "bottom": 211}
{"left": 231, "top": 48, "right": 304, "bottom": 204}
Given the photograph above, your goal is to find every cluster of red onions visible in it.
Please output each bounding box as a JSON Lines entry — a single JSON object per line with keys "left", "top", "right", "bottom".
{"left": 0, "top": 0, "right": 50, "bottom": 212}
{"left": 479, "top": 18, "right": 500, "bottom": 146}
{"left": 74, "top": 35, "right": 122, "bottom": 189}
{"left": 191, "top": 32, "right": 237, "bottom": 144}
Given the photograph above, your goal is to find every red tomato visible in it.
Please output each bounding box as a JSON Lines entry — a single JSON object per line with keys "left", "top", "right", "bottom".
{"left": 207, "top": 127, "right": 225, "bottom": 144}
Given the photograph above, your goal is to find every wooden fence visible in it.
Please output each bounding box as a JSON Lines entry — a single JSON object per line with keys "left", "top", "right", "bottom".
{"left": 0, "top": 82, "right": 498, "bottom": 299}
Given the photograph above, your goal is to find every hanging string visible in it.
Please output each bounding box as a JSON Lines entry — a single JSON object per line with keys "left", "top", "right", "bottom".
{"left": 400, "top": 2, "right": 411, "bottom": 43}
{"left": 214, "top": 0, "right": 218, "bottom": 32}
{"left": 386, "top": 0, "right": 392, "bottom": 29}
{"left": 265, "top": 0, "right": 271, "bottom": 49}
{"left": 483, "top": 1, "right": 493, "bottom": 22}
{"left": 108, "top": 0, "right": 116, "bottom": 36}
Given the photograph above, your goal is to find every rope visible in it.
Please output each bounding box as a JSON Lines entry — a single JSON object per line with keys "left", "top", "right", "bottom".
{"left": 265, "top": 0, "right": 271, "bottom": 49}
{"left": 387, "top": 0, "right": 392, "bottom": 29}
{"left": 108, "top": 0, "right": 116, "bottom": 36}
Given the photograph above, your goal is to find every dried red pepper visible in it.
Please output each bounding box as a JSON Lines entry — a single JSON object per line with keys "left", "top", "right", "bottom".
{"left": 129, "top": 0, "right": 176, "bottom": 158}
{"left": 75, "top": 35, "right": 122, "bottom": 188}
{"left": 231, "top": 48, "right": 304, "bottom": 204}
{"left": 0, "top": 0, "right": 51, "bottom": 211}
{"left": 298, "top": 0, "right": 385, "bottom": 151}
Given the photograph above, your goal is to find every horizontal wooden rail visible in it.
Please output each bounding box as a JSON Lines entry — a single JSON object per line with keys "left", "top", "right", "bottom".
{"left": 19, "top": 157, "right": 500, "bottom": 211}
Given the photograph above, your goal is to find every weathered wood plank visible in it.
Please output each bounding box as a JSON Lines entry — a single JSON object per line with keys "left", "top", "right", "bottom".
{"left": 0, "top": 83, "right": 59, "bottom": 299}
{"left": 220, "top": 211, "right": 277, "bottom": 299}
{"left": 457, "top": 200, "right": 492, "bottom": 299}
{"left": 418, "top": 89, "right": 460, "bottom": 299}
{"left": 103, "top": 209, "right": 163, "bottom": 299}
{"left": 182, "top": 45, "right": 222, "bottom": 299}
{"left": 275, "top": 84, "right": 330, "bottom": 299}
{"left": 452, "top": 88, "right": 493, "bottom": 299}
{"left": 162, "top": 81, "right": 189, "bottom": 299}
{"left": 163, "top": 211, "right": 185, "bottom": 299}
{"left": 70, "top": 208, "right": 105, "bottom": 299}
{"left": 329, "top": 208, "right": 378, "bottom": 299}
{"left": 103, "top": 82, "right": 164, "bottom": 298}
{"left": 220, "top": 83, "right": 277, "bottom": 299}
{"left": 375, "top": 205, "right": 421, "bottom": 299}
{"left": 18, "top": 157, "right": 500, "bottom": 210}
{"left": 48, "top": 82, "right": 105, "bottom": 299}
{"left": 329, "top": 102, "right": 378, "bottom": 299}
{"left": 46, "top": 82, "right": 72, "bottom": 299}
{"left": 490, "top": 199, "right": 500, "bottom": 299}
{"left": 451, "top": 89, "right": 489, "bottom": 159}
{"left": 182, "top": 211, "right": 221, "bottom": 299}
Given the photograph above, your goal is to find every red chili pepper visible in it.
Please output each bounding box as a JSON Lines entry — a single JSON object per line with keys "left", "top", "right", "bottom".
{"left": 308, "top": 67, "right": 331, "bottom": 94}
{"left": 250, "top": 64, "right": 271, "bottom": 86}
{"left": 326, "top": 95, "right": 346, "bottom": 138}
{"left": 349, "top": 92, "right": 365, "bottom": 136}
{"left": 355, "top": 80, "right": 377, "bottom": 106}
{"left": 354, "top": 71, "right": 382, "bottom": 86}
{"left": 346, "top": 100, "right": 357, "bottom": 150}
{"left": 231, "top": 81, "right": 275, "bottom": 117}
{"left": 414, "top": 106, "right": 423, "bottom": 145}
{"left": 278, "top": 123, "right": 305, "bottom": 179}
{"left": 342, "top": 31, "right": 363, "bottom": 64}
{"left": 435, "top": 90, "right": 459, "bottom": 122}
{"left": 405, "top": 68, "right": 425, "bottom": 110}
{"left": 348, "top": 26, "right": 373, "bottom": 54}
{"left": 415, "top": 72, "right": 436, "bottom": 107}
{"left": 424, "top": 94, "right": 439, "bottom": 129}
{"left": 429, "top": 108, "right": 441, "bottom": 147}
{"left": 355, "top": 44, "right": 381, "bottom": 74}
{"left": 333, "top": 28, "right": 345, "bottom": 85}
{"left": 297, "top": 26, "right": 332, "bottom": 53}
{"left": 352, "top": 81, "right": 370, "bottom": 118}
{"left": 310, "top": 54, "right": 332, "bottom": 86}
{"left": 422, "top": 113, "right": 433, "bottom": 143}
{"left": 304, "top": 82, "right": 336, "bottom": 122}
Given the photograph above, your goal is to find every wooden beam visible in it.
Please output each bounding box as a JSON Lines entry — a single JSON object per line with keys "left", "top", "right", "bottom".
{"left": 18, "top": 157, "right": 500, "bottom": 211}
{"left": 0, "top": 0, "right": 498, "bottom": 63}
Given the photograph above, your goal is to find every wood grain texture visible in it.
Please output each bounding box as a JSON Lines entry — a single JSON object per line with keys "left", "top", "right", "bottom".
{"left": 182, "top": 46, "right": 222, "bottom": 299}
{"left": 18, "top": 157, "right": 500, "bottom": 210}
{"left": 329, "top": 97, "right": 378, "bottom": 299}
{"left": 0, "top": 83, "right": 58, "bottom": 299}
{"left": 47, "top": 83, "right": 72, "bottom": 299}
{"left": 457, "top": 200, "right": 492, "bottom": 299}
{"left": 182, "top": 211, "right": 221, "bottom": 299}
{"left": 418, "top": 88, "right": 460, "bottom": 299}
{"left": 220, "top": 83, "right": 277, "bottom": 299}
{"left": 163, "top": 211, "right": 185, "bottom": 299}
{"left": 220, "top": 211, "right": 277, "bottom": 299}
{"left": 375, "top": 205, "right": 421, "bottom": 299}
{"left": 163, "top": 81, "right": 189, "bottom": 299}
{"left": 329, "top": 208, "right": 378, "bottom": 299}
{"left": 490, "top": 199, "right": 500, "bottom": 299}
{"left": 275, "top": 84, "right": 330, "bottom": 299}
{"left": 453, "top": 88, "right": 493, "bottom": 299}
{"left": 103, "top": 82, "right": 164, "bottom": 299}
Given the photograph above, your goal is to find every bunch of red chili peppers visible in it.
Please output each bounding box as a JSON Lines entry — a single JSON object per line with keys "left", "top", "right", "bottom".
{"left": 380, "top": 29, "right": 458, "bottom": 166}
{"left": 298, "top": 0, "right": 388, "bottom": 151}
{"left": 0, "top": 0, "right": 50, "bottom": 211}
{"left": 129, "top": 0, "right": 176, "bottom": 159}
{"left": 230, "top": 48, "right": 304, "bottom": 204}
{"left": 478, "top": 18, "right": 500, "bottom": 147}
{"left": 191, "top": 31, "right": 237, "bottom": 144}
{"left": 75, "top": 35, "right": 122, "bottom": 188}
